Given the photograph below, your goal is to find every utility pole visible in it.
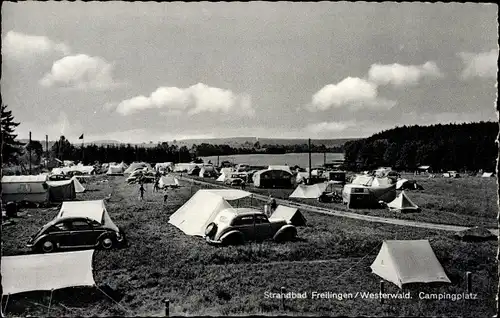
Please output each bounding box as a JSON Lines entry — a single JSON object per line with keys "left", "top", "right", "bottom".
{"left": 29, "top": 131, "right": 32, "bottom": 174}
{"left": 45, "top": 135, "right": 49, "bottom": 168}
{"left": 217, "top": 155, "right": 220, "bottom": 167}
{"left": 308, "top": 138, "right": 312, "bottom": 184}
{"left": 324, "top": 151, "right": 326, "bottom": 167}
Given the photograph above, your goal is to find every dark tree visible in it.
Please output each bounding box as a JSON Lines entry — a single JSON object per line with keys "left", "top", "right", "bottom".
{"left": 1, "top": 104, "right": 25, "bottom": 164}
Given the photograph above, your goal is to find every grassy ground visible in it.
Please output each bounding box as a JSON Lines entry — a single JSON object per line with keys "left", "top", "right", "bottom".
{"left": 186, "top": 173, "right": 498, "bottom": 228}
{"left": 1, "top": 175, "right": 497, "bottom": 316}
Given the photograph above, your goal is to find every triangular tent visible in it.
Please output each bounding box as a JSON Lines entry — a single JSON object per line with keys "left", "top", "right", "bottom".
{"left": 168, "top": 190, "right": 233, "bottom": 236}
{"left": 1, "top": 250, "right": 95, "bottom": 295}
{"left": 270, "top": 205, "right": 307, "bottom": 226}
{"left": 216, "top": 173, "right": 228, "bottom": 182}
{"left": 47, "top": 179, "right": 76, "bottom": 201}
{"left": 71, "top": 176, "right": 86, "bottom": 193}
{"left": 482, "top": 172, "right": 494, "bottom": 177}
{"left": 289, "top": 183, "right": 327, "bottom": 199}
{"left": 386, "top": 191, "right": 419, "bottom": 212}
{"left": 159, "top": 175, "right": 179, "bottom": 188}
{"left": 370, "top": 240, "right": 451, "bottom": 288}
{"left": 396, "top": 179, "right": 408, "bottom": 190}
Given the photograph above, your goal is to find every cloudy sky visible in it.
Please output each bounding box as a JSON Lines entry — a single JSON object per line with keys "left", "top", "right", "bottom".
{"left": 2, "top": 2, "right": 498, "bottom": 143}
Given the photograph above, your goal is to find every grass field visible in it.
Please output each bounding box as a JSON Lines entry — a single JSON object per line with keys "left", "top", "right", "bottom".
{"left": 186, "top": 173, "right": 498, "bottom": 229}
{"left": 1, "top": 175, "right": 498, "bottom": 317}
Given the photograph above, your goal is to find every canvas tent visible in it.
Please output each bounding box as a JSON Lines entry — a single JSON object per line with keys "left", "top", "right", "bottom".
{"left": 216, "top": 168, "right": 235, "bottom": 182}
{"left": 481, "top": 172, "right": 494, "bottom": 177}
{"left": 396, "top": 179, "right": 423, "bottom": 190}
{"left": 454, "top": 227, "right": 497, "bottom": 242}
{"left": 72, "top": 176, "right": 86, "bottom": 193}
{"left": 270, "top": 205, "right": 306, "bottom": 226}
{"left": 47, "top": 179, "right": 76, "bottom": 202}
{"left": 342, "top": 183, "right": 396, "bottom": 208}
{"left": 169, "top": 189, "right": 251, "bottom": 236}
{"left": 159, "top": 175, "right": 180, "bottom": 188}
{"left": 289, "top": 183, "right": 328, "bottom": 199}
{"left": 374, "top": 167, "right": 392, "bottom": 177}
{"left": 56, "top": 200, "right": 118, "bottom": 231}
{"left": 386, "top": 191, "right": 420, "bottom": 212}
{"left": 107, "top": 164, "right": 125, "bottom": 175}
{"left": 268, "top": 165, "right": 292, "bottom": 175}
{"left": 124, "top": 162, "right": 152, "bottom": 174}
{"left": 253, "top": 169, "right": 293, "bottom": 188}
{"left": 173, "top": 163, "right": 199, "bottom": 172}
{"left": 370, "top": 240, "right": 451, "bottom": 288}
{"left": 155, "top": 162, "right": 174, "bottom": 172}
{"left": 1, "top": 175, "right": 49, "bottom": 203}
{"left": 1, "top": 250, "right": 95, "bottom": 295}
{"left": 199, "top": 166, "right": 217, "bottom": 177}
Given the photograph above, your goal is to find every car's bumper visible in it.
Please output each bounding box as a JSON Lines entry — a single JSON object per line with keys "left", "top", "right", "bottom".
{"left": 205, "top": 236, "right": 223, "bottom": 245}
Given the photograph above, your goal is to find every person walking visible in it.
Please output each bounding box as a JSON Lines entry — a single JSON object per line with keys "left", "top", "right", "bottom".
{"left": 139, "top": 183, "right": 145, "bottom": 201}
{"left": 268, "top": 195, "right": 277, "bottom": 215}
{"left": 163, "top": 190, "right": 168, "bottom": 204}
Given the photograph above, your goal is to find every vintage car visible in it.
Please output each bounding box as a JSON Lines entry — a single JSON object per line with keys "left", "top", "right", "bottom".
{"left": 27, "top": 216, "right": 126, "bottom": 253}
{"left": 224, "top": 177, "right": 245, "bottom": 186}
{"left": 204, "top": 209, "right": 297, "bottom": 246}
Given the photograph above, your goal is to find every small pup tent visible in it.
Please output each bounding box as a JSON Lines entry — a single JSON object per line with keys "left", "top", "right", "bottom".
{"left": 289, "top": 183, "right": 327, "bottom": 199}
{"left": 1, "top": 175, "right": 49, "bottom": 203}
{"left": 159, "top": 175, "right": 180, "bottom": 188}
{"left": 370, "top": 240, "right": 451, "bottom": 288}
{"left": 71, "top": 176, "right": 86, "bottom": 193}
{"left": 454, "top": 227, "right": 497, "bottom": 242}
{"left": 56, "top": 200, "right": 118, "bottom": 231}
{"left": 386, "top": 191, "right": 420, "bottom": 213}
{"left": 169, "top": 189, "right": 251, "bottom": 236}
{"left": 270, "top": 205, "right": 307, "bottom": 226}
{"left": 1, "top": 250, "right": 96, "bottom": 295}
{"left": 47, "top": 179, "right": 76, "bottom": 202}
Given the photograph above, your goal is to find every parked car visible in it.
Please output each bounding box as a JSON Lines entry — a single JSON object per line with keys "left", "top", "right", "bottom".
{"left": 224, "top": 177, "right": 244, "bottom": 186}
{"left": 27, "top": 216, "right": 126, "bottom": 253}
{"left": 204, "top": 209, "right": 297, "bottom": 246}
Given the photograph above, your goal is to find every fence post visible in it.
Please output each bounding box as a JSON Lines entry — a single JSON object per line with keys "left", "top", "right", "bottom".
{"left": 380, "top": 280, "right": 385, "bottom": 304}
{"left": 163, "top": 298, "right": 169, "bottom": 317}
{"left": 281, "top": 286, "right": 286, "bottom": 311}
{"left": 466, "top": 272, "right": 472, "bottom": 293}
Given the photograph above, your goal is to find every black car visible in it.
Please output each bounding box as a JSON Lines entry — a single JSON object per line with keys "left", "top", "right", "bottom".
{"left": 27, "top": 216, "right": 126, "bottom": 253}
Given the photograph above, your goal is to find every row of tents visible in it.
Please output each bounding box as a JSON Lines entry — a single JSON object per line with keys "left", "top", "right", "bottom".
{"left": 1, "top": 175, "right": 86, "bottom": 203}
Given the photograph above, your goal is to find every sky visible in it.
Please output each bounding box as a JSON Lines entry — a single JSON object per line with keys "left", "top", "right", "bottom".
{"left": 2, "top": 2, "right": 498, "bottom": 143}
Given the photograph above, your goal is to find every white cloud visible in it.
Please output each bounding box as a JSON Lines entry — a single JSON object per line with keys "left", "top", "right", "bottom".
{"left": 115, "top": 83, "right": 254, "bottom": 116}
{"left": 368, "top": 61, "right": 443, "bottom": 87}
{"left": 458, "top": 49, "right": 498, "bottom": 80}
{"left": 39, "top": 54, "right": 121, "bottom": 90}
{"left": 2, "top": 31, "right": 71, "bottom": 60}
{"left": 309, "top": 77, "right": 396, "bottom": 111}
{"left": 305, "top": 121, "right": 356, "bottom": 133}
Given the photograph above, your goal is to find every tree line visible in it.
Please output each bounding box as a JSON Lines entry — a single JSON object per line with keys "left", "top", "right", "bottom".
{"left": 343, "top": 121, "right": 498, "bottom": 172}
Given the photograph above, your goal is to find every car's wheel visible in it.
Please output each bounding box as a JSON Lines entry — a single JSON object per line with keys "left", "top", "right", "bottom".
{"left": 100, "top": 235, "right": 114, "bottom": 250}
{"left": 275, "top": 227, "right": 297, "bottom": 242}
{"left": 205, "top": 222, "right": 218, "bottom": 238}
{"left": 40, "top": 240, "right": 56, "bottom": 253}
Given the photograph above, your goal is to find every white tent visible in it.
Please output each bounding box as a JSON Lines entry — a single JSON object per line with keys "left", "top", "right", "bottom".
{"left": 216, "top": 168, "right": 235, "bottom": 182}
{"left": 71, "top": 176, "right": 86, "bottom": 193}
{"left": 56, "top": 200, "right": 118, "bottom": 232}
{"left": 270, "top": 205, "right": 307, "bottom": 226}
{"left": 124, "top": 162, "right": 152, "bottom": 174}
{"left": 155, "top": 162, "right": 174, "bottom": 172}
{"left": 268, "top": 165, "right": 292, "bottom": 175}
{"left": 396, "top": 179, "right": 409, "bottom": 190}
{"left": 296, "top": 172, "right": 310, "bottom": 183}
{"left": 1, "top": 175, "right": 49, "bottom": 203}
{"left": 370, "top": 240, "right": 451, "bottom": 288}
{"left": 169, "top": 189, "right": 252, "bottom": 236}
{"left": 159, "top": 175, "right": 180, "bottom": 188}
{"left": 107, "top": 164, "right": 125, "bottom": 175}
{"left": 289, "top": 183, "right": 327, "bottom": 199}
{"left": 202, "top": 189, "right": 252, "bottom": 200}
{"left": 386, "top": 191, "right": 419, "bottom": 212}
{"left": 1, "top": 250, "right": 95, "bottom": 295}
{"left": 482, "top": 172, "right": 494, "bottom": 177}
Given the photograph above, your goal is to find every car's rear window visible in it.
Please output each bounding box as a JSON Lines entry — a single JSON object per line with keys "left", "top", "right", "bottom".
{"left": 231, "top": 215, "right": 254, "bottom": 226}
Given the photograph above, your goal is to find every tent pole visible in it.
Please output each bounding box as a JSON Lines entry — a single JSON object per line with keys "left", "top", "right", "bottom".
{"left": 47, "top": 289, "right": 54, "bottom": 315}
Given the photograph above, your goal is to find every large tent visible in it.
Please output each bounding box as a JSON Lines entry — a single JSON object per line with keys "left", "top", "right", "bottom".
{"left": 1, "top": 175, "right": 49, "bottom": 203}
{"left": 342, "top": 183, "right": 396, "bottom": 208}
{"left": 159, "top": 175, "right": 180, "bottom": 188}
{"left": 106, "top": 164, "right": 125, "bottom": 175}
{"left": 370, "top": 240, "right": 451, "bottom": 288}
{"left": 216, "top": 169, "right": 235, "bottom": 182}
{"left": 289, "top": 183, "right": 327, "bottom": 199}
{"left": 386, "top": 191, "right": 420, "bottom": 212}
{"left": 47, "top": 179, "right": 76, "bottom": 202}
{"left": 253, "top": 169, "right": 293, "bottom": 188}
{"left": 169, "top": 189, "right": 251, "bottom": 236}
{"left": 199, "top": 166, "right": 217, "bottom": 177}
{"left": 155, "top": 162, "right": 174, "bottom": 172}
{"left": 56, "top": 200, "right": 118, "bottom": 232}
{"left": 270, "top": 205, "right": 307, "bottom": 226}
{"left": 268, "top": 165, "right": 292, "bottom": 175}
{"left": 1, "top": 250, "right": 95, "bottom": 295}
{"left": 173, "top": 163, "right": 199, "bottom": 172}
{"left": 124, "top": 162, "right": 152, "bottom": 174}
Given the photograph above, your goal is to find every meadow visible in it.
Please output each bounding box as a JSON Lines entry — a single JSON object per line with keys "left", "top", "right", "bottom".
{"left": 1, "top": 174, "right": 497, "bottom": 317}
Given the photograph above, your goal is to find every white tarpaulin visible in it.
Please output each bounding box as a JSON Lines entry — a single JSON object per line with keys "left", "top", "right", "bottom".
{"left": 204, "top": 189, "right": 252, "bottom": 200}
{"left": 2, "top": 250, "right": 95, "bottom": 295}
{"left": 370, "top": 240, "right": 451, "bottom": 288}
{"left": 169, "top": 190, "right": 234, "bottom": 236}
{"left": 57, "top": 200, "right": 106, "bottom": 223}
{"left": 289, "top": 183, "right": 327, "bottom": 199}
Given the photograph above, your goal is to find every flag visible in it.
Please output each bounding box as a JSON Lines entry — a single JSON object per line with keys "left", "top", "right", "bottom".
{"left": 79, "top": 134, "right": 84, "bottom": 140}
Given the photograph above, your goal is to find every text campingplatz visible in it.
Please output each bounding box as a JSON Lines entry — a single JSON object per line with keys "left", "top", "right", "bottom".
{"left": 264, "top": 291, "right": 479, "bottom": 301}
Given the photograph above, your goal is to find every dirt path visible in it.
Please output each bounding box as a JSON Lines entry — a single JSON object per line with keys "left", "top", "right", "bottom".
{"left": 179, "top": 176, "right": 499, "bottom": 236}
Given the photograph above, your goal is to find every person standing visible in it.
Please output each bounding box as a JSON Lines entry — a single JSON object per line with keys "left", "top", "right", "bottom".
{"left": 163, "top": 190, "right": 168, "bottom": 204}
{"left": 139, "top": 183, "right": 145, "bottom": 201}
